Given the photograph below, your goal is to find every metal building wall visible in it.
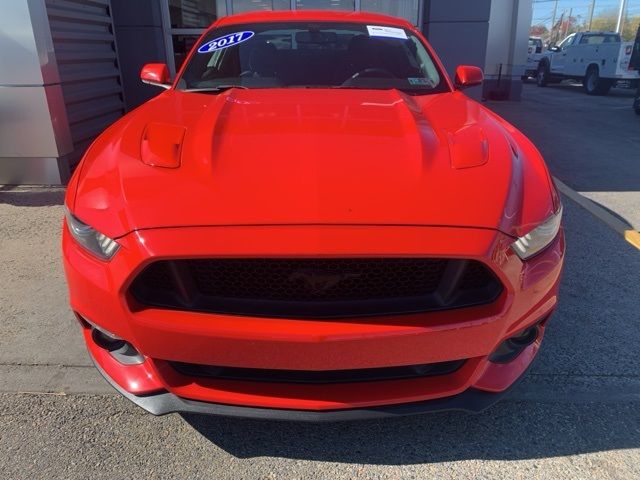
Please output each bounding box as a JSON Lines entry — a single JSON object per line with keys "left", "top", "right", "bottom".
{"left": 484, "top": 0, "right": 533, "bottom": 101}
{"left": 422, "top": 0, "right": 491, "bottom": 100}
{"left": 422, "top": 0, "right": 533, "bottom": 101}
{"left": 45, "top": 0, "right": 126, "bottom": 182}
{"left": 110, "top": 0, "right": 167, "bottom": 110}
{"left": 0, "top": 0, "right": 73, "bottom": 185}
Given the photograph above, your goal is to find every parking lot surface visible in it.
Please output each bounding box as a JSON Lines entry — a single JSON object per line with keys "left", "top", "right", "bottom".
{"left": 491, "top": 82, "right": 640, "bottom": 232}
{"left": 1, "top": 84, "right": 639, "bottom": 479}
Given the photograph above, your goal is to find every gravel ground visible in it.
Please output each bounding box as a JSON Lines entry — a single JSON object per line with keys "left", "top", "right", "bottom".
{"left": 0, "top": 188, "right": 84, "bottom": 367}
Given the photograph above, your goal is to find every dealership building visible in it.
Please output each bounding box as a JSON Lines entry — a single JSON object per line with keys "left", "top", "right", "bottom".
{"left": 1, "top": 0, "right": 532, "bottom": 184}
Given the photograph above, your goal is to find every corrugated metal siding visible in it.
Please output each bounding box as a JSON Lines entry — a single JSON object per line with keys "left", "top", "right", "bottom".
{"left": 176, "top": 0, "right": 200, "bottom": 26}
{"left": 46, "top": 0, "right": 125, "bottom": 171}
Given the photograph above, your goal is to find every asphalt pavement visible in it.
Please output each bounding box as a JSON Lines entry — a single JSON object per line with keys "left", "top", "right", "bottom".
{"left": 490, "top": 82, "right": 640, "bottom": 231}
{"left": 1, "top": 83, "right": 639, "bottom": 479}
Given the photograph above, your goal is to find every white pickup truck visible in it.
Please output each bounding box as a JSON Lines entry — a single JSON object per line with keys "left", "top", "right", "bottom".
{"left": 523, "top": 37, "right": 544, "bottom": 80}
{"left": 537, "top": 31, "right": 639, "bottom": 95}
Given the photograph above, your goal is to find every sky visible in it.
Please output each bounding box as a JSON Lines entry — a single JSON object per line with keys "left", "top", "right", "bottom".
{"left": 531, "top": 0, "right": 640, "bottom": 28}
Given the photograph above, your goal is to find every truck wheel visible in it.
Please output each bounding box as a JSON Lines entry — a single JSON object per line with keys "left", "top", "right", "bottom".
{"left": 584, "top": 66, "right": 613, "bottom": 95}
{"left": 536, "top": 64, "right": 549, "bottom": 87}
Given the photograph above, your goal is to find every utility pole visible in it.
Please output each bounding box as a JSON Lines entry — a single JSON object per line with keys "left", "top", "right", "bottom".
{"left": 616, "top": 0, "right": 628, "bottom": 34}
{"left": 565, "top": 8, "right": 573, "bottom": 37}
{"left": 556, "top": 11, "right": 564, "bottom": 42}
{"left": 588, "top": 0, "right": 596, "bottom": 31}
{"left": 550, "top": 0, "right": 559, "bottom": 43}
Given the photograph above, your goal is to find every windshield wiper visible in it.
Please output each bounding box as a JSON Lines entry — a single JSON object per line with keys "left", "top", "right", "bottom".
{"left": 183, "top": 85, "right": 249, "bottom": 93}
{"left": 281, "top": 85, "right": 365, "bottom": 90}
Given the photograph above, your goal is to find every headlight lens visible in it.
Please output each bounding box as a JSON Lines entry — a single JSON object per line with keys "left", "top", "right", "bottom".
{"left": 511, "top": 206, "right": 562, "bottom": 260}
{"left": 65, "top": 209, "right": 120, "bottom": 260}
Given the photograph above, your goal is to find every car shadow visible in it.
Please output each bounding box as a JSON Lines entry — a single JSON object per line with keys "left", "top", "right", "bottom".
{"left": 179, "top": 397, "right": 639, "bottom": 464}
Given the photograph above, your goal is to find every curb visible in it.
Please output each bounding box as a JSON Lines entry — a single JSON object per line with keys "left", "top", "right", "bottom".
{"left": 553, "top": 177, "right": 640, "bottom": 251}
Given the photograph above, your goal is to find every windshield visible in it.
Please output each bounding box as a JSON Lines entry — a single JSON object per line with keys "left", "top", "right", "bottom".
{"left": 177, "top": 22, "right": 448, "bottom": 94}
{"left": 557, "top": 34, "right": 575, "bottom": 50}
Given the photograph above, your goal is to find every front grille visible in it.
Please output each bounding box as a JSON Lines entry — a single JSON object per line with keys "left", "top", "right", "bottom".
{"left": 170, "top": 359, "right": 466, "bottom": 384}
{"left": 189, "top": 258, "right": 448, "bottom": 301}
{"left": 129, "top": 258, "right": 502, "bottom": 318}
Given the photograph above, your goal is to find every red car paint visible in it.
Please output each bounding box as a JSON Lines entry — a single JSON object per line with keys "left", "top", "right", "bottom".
{"left": 62, "top": 10, "right": 564, "bottom": 417}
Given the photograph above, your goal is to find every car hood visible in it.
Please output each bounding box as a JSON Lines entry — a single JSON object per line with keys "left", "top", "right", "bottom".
{"left": 72, "top": 88, "right": 555, "bottom": 239}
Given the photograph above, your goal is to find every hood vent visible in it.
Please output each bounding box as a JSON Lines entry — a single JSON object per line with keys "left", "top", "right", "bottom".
{"left": 140, "top": 123, "right": 186, "bottom": 168}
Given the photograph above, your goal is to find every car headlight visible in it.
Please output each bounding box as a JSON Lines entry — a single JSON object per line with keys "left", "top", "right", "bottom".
{"left": 65, "top": 209, "right": 120, "bottom": 260}
{"left": 511, "top": 206, "right": 562, "bottom": 260}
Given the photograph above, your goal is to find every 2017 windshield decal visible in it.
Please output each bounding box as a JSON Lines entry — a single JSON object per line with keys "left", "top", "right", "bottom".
{"left": 197, "top": 31, "right": 255, "bottom": 54}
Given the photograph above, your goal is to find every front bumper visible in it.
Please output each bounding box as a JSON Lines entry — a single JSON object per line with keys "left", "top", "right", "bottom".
{"left": 91, "top": 351, "right": 531, "bottom": 421}
{"left": 63, "top": 223, "right": 564, "bottom": 418}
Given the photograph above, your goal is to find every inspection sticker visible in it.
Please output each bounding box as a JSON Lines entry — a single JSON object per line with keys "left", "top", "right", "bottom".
{"left": 198, "top": 31, "right": 255, "bottom": 54}
{"left": 408, "top": 77, "right": 433, "bottom": 86}
{"left": 367, "top": 25, "right": 408, "bottom": 40}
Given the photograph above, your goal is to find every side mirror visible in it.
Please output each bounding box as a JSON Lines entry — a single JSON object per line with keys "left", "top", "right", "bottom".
{"left": 454, "top": 65, "right": 484, "bottom": 90}
{"left": 549, "top": 45, "right": 560, "bottom": 52}
{"left": 140, "top": 63, "right": 171, "bottom": 89}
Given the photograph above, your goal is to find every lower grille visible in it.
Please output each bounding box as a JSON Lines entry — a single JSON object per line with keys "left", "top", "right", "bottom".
{"left": 129, "top": 258, "right": 502, "bottom": 318}
{"left": 170, "top": 359, "right": 466, "bottom": 384}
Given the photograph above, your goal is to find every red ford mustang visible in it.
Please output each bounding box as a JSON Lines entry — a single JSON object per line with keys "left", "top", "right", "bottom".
{"left": 62, "top": 10, "right": 564, "bottom": 420}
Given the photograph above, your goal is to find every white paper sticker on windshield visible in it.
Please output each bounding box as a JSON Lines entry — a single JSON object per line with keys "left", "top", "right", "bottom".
{"left": 367, "top": 25, "right": 408, "bottom": 40}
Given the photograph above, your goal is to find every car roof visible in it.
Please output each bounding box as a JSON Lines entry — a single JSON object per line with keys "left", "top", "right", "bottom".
{"left": 214, "top": 9, "right": 415, "bottom": 30}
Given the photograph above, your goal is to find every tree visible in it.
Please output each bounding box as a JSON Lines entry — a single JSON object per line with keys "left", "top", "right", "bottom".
{"left": 622, "top": 17, "right": 640, "bottom": 41}
{"left": 589, "top": 9, "right": 640, "bottom": 40}
{"left": 590, "top": 9, "right": 620, "bottom": 32}
{"left": 558, "top": 15, "right": 580, "bottom": 39}
{"left": 530, "top": 24, "right": 549, "bottom": 39}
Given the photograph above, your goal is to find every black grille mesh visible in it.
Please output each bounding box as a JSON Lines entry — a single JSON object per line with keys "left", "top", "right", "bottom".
{"left": 130, "top": 258, "right": 502, "bottom": 318}
{"left": 458, "top": 260, "right": 496, "bottom": 290}
{"left": 139, "top": 262, "right": 175, "bottom": 292}
{"left": 186, "top": 258, "right": 448, "bottom": 301}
